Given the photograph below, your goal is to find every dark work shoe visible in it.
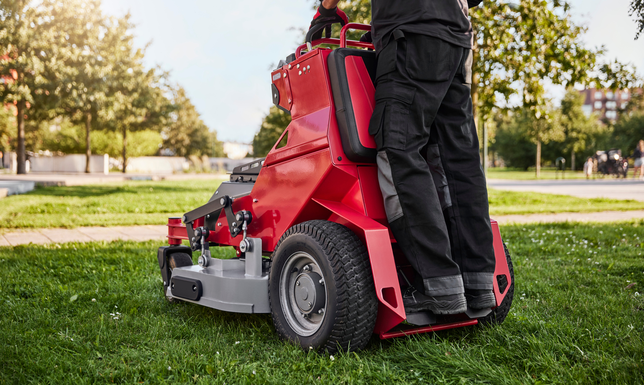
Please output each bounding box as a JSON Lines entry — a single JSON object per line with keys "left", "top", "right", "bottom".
{"left": 465, "top": 289, "right": 496, "bottom": 309}
{"left": 403, "top": 287, "right": 467, "bottom": 315}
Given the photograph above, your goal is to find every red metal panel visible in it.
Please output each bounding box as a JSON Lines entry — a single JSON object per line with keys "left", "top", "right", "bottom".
{"left": 357, "top": 166, "right": 387, "bottom": 225}
{"left": 287, "top": 51, "right": 331, "bottom": 120}
{"left": 284, "top": 107, "right": 330, "bottom": 149}
{"left": 246, "top": 149, "right": 334, "bottom": 251}
{"left": 491, "top": 220, "right": 512, "bottom": 307}
{"left": 380, "top": 320, "right": 478, "bottom": 339}
{"left": 311, "top": 198, "right": 406, "bottom": 335}
{"left": 345, "top": 56, "right": 376, "bottom": 150}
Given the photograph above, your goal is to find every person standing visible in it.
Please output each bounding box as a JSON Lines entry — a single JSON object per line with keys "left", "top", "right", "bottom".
{"left": 632, "top": 140, "right": 644, "bottom": 180}
{"left": 583, "top": 157, "right": 594, "bottom": 179}
{"left": 309, "top": 0, "right": 496, "bottom": 314}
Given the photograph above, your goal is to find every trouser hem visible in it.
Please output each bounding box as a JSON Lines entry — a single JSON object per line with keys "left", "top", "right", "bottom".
{"left": 462, "top": 272, "right": 494, "bottom": 290}
{"left": 423, "top": 274, "right": 464, "bottom": 296}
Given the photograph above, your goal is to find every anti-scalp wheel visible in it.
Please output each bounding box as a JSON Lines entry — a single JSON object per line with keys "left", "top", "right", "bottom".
{"left": 165, "top": 252, "right": 193, "bottom": 302}
{"left": 269, "top": 220, "right": 378, "bottom": 353}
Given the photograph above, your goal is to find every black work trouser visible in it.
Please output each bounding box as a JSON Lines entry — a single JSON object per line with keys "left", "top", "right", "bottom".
{"left": 368, "top": 32, "right": 495, "bottom": 297}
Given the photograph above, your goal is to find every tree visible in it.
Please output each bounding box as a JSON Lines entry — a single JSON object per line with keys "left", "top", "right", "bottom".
{"left": 98, "top": 15, "right": 174, "bottom": 172}
{"left": 631, "top": 0, "right": 644, "bottom": 39}
{"left": 252, "top": 106, "right": 291, "bottom": 157}
{"left": 613, "top": 112, "right": 644, "bottom": 156}
{"left": 57, "top": 0, "right": 111, "bottom": 173}
{"left": 163, "top": 86, "right": 222, "bottom": 157}
{"left": 559, "top": 89, "right": 603, "bottom": 170}
{"left": 0, "top": 0, "right": 75, "bottom": 174}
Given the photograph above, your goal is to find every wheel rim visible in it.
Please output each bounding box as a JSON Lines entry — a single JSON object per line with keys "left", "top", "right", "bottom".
{"left": 279, "top": 251, "right": 328, "bottom": 337}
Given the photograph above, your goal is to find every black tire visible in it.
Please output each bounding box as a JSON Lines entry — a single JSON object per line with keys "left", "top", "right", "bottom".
{"left": 479, "top": 243, "right": 514, "bottom": 326}
{"left": 168, "top": 252, "right": 193, "bottom": 269}
{"left": 165, "top": 252, "right": 193, "bottom": 303}
{"left": 269, "top": 220, "right": 378, "bottom": 353}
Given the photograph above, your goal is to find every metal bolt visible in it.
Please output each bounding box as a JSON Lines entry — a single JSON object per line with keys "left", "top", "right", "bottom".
{"left": 253, "top": 199, "right": 258, "bottom": 203}
{"left": 232, "top": 222, "right": 237, "bottom": 227}
{"left": 307, "top": 302, "right": 312, "bottom": 308}
{"left": 319, "top": 279, "right": 324, "bottom": 285}
{"left": 288, "top": 64, "right": 291, "bottom": 69}
{"left": 337, "top": 156, "right": 342, "bottom": 161}
{"left": 163, "top": 281, "right": 166, "bottom": 286}
{"left": 298, "top": 71, "right": 302, "bottom": 75}
{"left": 217, "top": 222, "right": 222, "bottom": 227}
{"left": 206, "top": 215, "right": 210, "bottom": 219}
{"left": 182, "top": 216, "right": 187, "bottom": 223}
{"left": 296, "top": 64, "right": 300, "bottom": 68}
{"left": 192, "top": 285, "right": 197, "bottom": 292}
{"left": 296, "top": 281, "right": 300, "bottom": 286}
{"left": 307, "top": 65, "right": 310, "bottom": 70}
{"left": 215, "top": 191, "right": 219, "bottom": 195}
{"left": 191, "top": 237, "right": 196, "bottom": 242}
{"left": 303, "top": 265, "right": 311, "bottom": 271}
{"left": 220, "top": 198, "right": 225, "bottom": 205}
{"left": 318, "top": 308, "right": 325, "bottom": 315}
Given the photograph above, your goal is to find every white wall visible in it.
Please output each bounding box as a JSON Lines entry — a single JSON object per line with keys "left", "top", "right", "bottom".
{"left": 29, "top": 154, "right": 109, "bottom": 174}
{"left": 124, "top": 156, "right": 189, "bottom": 174}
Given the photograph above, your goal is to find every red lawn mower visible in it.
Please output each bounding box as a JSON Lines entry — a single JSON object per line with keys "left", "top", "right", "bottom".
{"left": 156, "top": 23, "right": 514, "bottom": 353}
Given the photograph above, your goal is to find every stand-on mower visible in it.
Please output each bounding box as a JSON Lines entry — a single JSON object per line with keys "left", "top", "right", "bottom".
{"left": 156, "top": 23, "right": 514, "bottom": 353}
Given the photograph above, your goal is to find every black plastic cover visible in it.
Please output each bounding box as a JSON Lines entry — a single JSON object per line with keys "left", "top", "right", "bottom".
{"left": 171, "top": 276, "right": 203, "bottom": 301}
{"left": 328, "top": 48, "right": 378, "bottom": 163}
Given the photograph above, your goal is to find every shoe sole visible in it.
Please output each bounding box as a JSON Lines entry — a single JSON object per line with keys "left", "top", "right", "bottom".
{"left": 466, "top": 292, "right": 497, "bottom": 310}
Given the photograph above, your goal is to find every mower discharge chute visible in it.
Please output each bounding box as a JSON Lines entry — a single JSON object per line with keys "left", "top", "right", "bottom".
{"left": 156, "top": 23, "right": 514, "bottom": 353}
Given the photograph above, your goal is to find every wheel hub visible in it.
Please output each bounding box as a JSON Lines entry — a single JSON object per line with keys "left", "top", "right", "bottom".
{"left": 294, "top": 271, "right": 325, "bottom": 314}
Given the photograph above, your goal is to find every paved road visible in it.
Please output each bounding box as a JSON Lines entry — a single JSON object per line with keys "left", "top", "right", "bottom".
{"left": 0, "top": 225, "right": 167, "bottom": 247}
{"left": 488, "top": 178, "right": 644, "bottom": 202}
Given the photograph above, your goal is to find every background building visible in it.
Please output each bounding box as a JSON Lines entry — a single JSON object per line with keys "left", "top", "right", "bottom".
{"left": 580, "top": 88, "right": 634, "bottom": 121}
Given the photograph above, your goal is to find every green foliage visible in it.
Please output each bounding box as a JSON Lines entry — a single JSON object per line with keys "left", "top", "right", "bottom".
{"left": 631, "top": 0, "right": 644, "bottom": 39}
{"left": 613, "top": 111, "right": 644, "bottom": 157}
{"left": 494, "top": 113, "right": 538, "bottom": 170}
{"left": 163, "top": 86, "right": 221, "bottom": 157}
{"left": 0, "top": 107, "right": 15, "bottom": 152}
{"left": 252, "top": 106, "right": 291, "bottom": 157}
{"left": 1, "top": 223, "right": 643, "bottom": 383}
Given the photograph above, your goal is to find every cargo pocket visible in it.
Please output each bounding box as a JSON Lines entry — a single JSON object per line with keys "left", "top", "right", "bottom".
{"left": 405, "top": 35, "right": 457, "bottom": 82}
{"left": 372, "top": 82, "right": 417, "bottom": 151}
{"left": 427, "top": 144, "right": 452, "bottom": 210}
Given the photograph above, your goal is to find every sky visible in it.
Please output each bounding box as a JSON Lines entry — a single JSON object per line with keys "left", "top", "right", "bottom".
{"left": 100, "top": 0, "right": 644, "bottom": 144}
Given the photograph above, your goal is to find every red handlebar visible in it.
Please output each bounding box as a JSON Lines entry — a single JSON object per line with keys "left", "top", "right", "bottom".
{"left": 295, "top": 23, "right": 373, "bottom": 58}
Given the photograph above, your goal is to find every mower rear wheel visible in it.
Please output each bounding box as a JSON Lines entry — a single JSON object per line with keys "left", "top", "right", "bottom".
{"left": 479, "top": 244, "right": 514, "bottom": 326}
{"left": 269, "top": 220, "right": 378, "bottom": 353}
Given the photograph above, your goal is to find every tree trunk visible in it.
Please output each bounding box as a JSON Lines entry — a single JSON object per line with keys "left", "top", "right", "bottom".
{"left": 16, "top": 100, "right": 26, "bottom": 175}
{"left": 536, "top": 140, "right": 542, "bottom": 178}
{"left": 571, "top": 150, "right": 576, "bottom": 172}
{"left": 85, "top": 112, "right": 92, "bottom": 173}
{"left": 122, "top": 127, "right": 127, "bottom": 174}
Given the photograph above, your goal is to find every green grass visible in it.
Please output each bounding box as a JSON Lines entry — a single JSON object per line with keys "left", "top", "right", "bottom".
{"left": 488, "top": 189, "right": 644, "bottom": 215}
{"left": 0, "top": 179, "right": 226, "bottom": 230}
{"left": 487, "top": 168, "right": 588, "bottom": 180}
{"left": 1, "top": 179, "right": 644, "bottom": 231}
{"left": 1, "top": 223, "right": 643, "bottom": 384}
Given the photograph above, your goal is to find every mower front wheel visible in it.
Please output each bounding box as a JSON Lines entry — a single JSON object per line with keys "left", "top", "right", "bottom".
{"left": 269, "top": 220, "right": 378, "bottom": 353}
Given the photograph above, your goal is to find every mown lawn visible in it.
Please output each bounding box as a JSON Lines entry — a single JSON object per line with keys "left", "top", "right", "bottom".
{"left": 487, "top": 168, "right": 588, "bottom": 180}
{"left": 1, "top": 180, "right": 644, "bottom": 230}
{"left": 1, "top": 223, "right": 642, "bottom": 384}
